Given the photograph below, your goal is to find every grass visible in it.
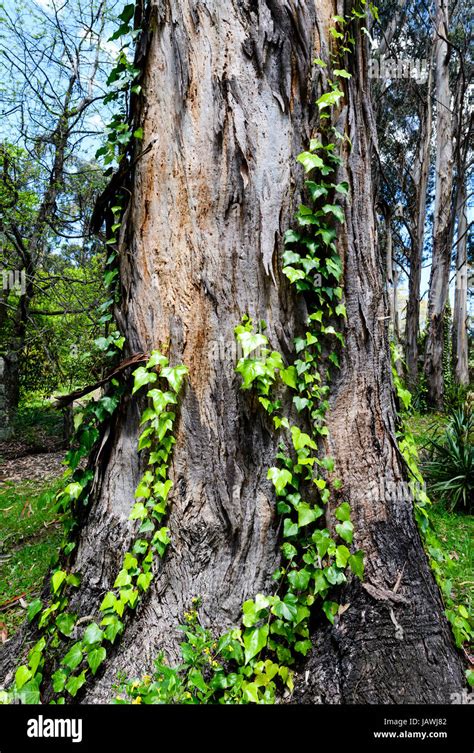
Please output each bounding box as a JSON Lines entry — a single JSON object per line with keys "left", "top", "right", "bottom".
{"left": 430, "top": 505, "right": 473, "bottom": 615}
{"left": 0, "top": 479, "right": 63, "bottom": 637}
{"left": 405, "top": 412, "right": 448, "bottom": 452}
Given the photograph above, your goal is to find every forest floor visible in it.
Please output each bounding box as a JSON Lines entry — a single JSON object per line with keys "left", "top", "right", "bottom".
{"left": 0, "top": 408, "right": 472, "bottom": 649}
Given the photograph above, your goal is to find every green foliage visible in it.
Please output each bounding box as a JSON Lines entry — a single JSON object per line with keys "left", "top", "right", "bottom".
{"left": 423, "top": 407, "right": 473, "bottom": 513}
{"left": 392, "top": 349, "right": 473, "bottom": 650}
{"left": 5, "top": 349, "right": 186, "bottom": 704}
{"left": 3, "top": 4, "right": 158, "bottom": 704}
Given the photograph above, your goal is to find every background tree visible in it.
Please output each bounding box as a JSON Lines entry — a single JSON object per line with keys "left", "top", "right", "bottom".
{"left": 0, "top": 0, "right": 119, "bottom": 428}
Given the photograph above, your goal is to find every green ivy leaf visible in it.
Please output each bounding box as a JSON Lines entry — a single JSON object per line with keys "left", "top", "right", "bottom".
{"left": 297, "top": 503, "right": 323, "bottom": 527}
{"left": 335, "top": 502, "right": 351, "bottom": 522}
{"left": 333, "top": 68, "right": 352, "bottom": 79}
{"left": 280, "top": 366, "right": 298, "bottom": 390}
{"left": 348, "top": 550, "right": 365, "bottom": 579}
{"left": 243, "top": 625, "right": 269, "bottom": 664}
{"left": 306, "top": 181, "right": 329, "bottom": 201}
{"left": 267, "top": 467, "right": 292, "bottom": 494}
{"left": 283, "top": 518, "right": 299, "bottom": 538}
{"left": 62, "top": 642, "right": 83, "bottom": 671}
{"left": 297, "top": 151, "right": 325, "bottom": 173}
{"left": 114, "top": 569, "right": 132, "bottom": 588}
{"left": 132, "top": 366, "right": 157, "bottom": 394}
{"left": 100, "top": 592, "right": 117, "bottom": 612}
{"left": 55, "top": 613, "right": 76, "bottom": 637}
{"left": 65, "top": 671, "right": 87, "bottom": 698}
{"left": 101, "top": 616, "right": 124, "bottom": 643}
{"left": 291, "top": 426, "right": 317, "bottom": 452}
{"left": 316, "top": 89, "right": 344, "bottom": 111}
{"left": 335, "top": 545, "right": 351, "bottom": 568}
{"left": 236, "top": 358, "right": 267, "bottom": 389}
{"left": 161, "top": 364, "right": 188, "bottom": 393}
{"left": 284, "top": 266, "right": 307, "bottom": 284}
{"left": 294, "top": 639, "right": 312, "bottom": 656}
{"left": 322, "top": 600, "right": 339, "bottom": 624}
{"left": 322, "top": 204, "right": 345, "bottom": 223}
{"left": 137, "top": 572, "right": 153, "bottom": 591}
{"left": 15, "top": 665, "right": 32, "bottom": 690}
{"left": 281, "top": 542, "right": 297, "bottom": 559}
{"left": 293, "top": 396, "right": 310, "bottom": 412}
{"left": 83, "top": 623, "right": 104, "bottom": 647}
{"left": 287, "top": 568, "right": 311, "bottom": 591}
{"left": 129, "top": 502, "right": 148, "bottom": 520}
{"left": 52, "top": 670, "right": 68, "bottom": 694}
{"left": 334, "top": 181, "right": 349, "bottom": 195}
{"left": 51, "top": 570, "right": 67, "bottom": 594}
{"left": 335, "top": 520, "right": 354, "bottom": 544}
{"left": 27, "top": 599, "right": 42, "bottom": 622}
{"left": 88, "top": 647, "right": 107, "bottom": 675}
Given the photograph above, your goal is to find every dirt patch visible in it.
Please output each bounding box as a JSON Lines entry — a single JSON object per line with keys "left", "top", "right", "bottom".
{"left": 0, "top": 451, "right": 66, "bottom": 484}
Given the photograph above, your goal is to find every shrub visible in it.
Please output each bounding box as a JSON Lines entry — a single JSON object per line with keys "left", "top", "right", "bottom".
{"left": 423, "top": 406, "right": 473, "bottom": 513}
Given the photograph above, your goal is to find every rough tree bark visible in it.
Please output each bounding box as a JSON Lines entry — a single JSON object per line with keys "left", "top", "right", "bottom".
{"left": 1, "top": 0, "right": 464, "bottom": 703}
{"left": 423, "top": 0, "right": 454, "bottom": 408}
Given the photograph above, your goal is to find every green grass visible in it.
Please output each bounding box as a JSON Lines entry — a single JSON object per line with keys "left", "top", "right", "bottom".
{"left": 11, "top": 398, "right": 64, "bottom": 447}
{"left": 405, "top": 412, "right": 448, "bottom": 451}
{"left": 0, "top": 479, "right": 63, "bottom": 637}
{"left": 430, "top": 504, "right": 473, "bottom": 616}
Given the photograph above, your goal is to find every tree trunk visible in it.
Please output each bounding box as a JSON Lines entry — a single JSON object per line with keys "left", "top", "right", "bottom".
{"left": 423, "top": 0, "right": 454, "bottom": 408}
{"left": 1, "top": 0, "right": 464, "bottom": 703}
{"left": 294, "top": 16, "right": 463, "bottom": 704}
{"left": 405, "top": 60, "right": 433, "bottom": 389}
{"left": 452, "top": 179, "right": 469, "bottom": 386}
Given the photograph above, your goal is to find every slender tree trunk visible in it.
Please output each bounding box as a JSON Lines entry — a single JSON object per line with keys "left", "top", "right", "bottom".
{"left": 452, "top": 179, "right": 469, "bottom": 386}
{"left": 1, "top": 0, "right": 464, "bottom": 703}
{"left": 405, "top": 62, "right": 433, "bottom": 389}
{"left": 392, "top": 265, "right": 400, "bottom": 343}
{"left": 424, "top": 0, "right": 454, "bottom": 408}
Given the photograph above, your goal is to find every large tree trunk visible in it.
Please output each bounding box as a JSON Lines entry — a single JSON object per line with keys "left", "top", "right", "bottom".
{"left": 423, "top": 0, "right": 454, "bottom": 408}
{"left": 452, "top": 178, "right": 469, "bottom": 387}
{"left": 1, "top": 0, "right": 464, "bottom": 703}
{"left": 405, "top": 62, "right": 433, "bottom": 389}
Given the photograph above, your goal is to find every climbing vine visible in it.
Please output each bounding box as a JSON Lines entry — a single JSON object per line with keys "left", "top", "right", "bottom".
{"left": 4, "top": 352, "right": 186, "bottom": 704}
